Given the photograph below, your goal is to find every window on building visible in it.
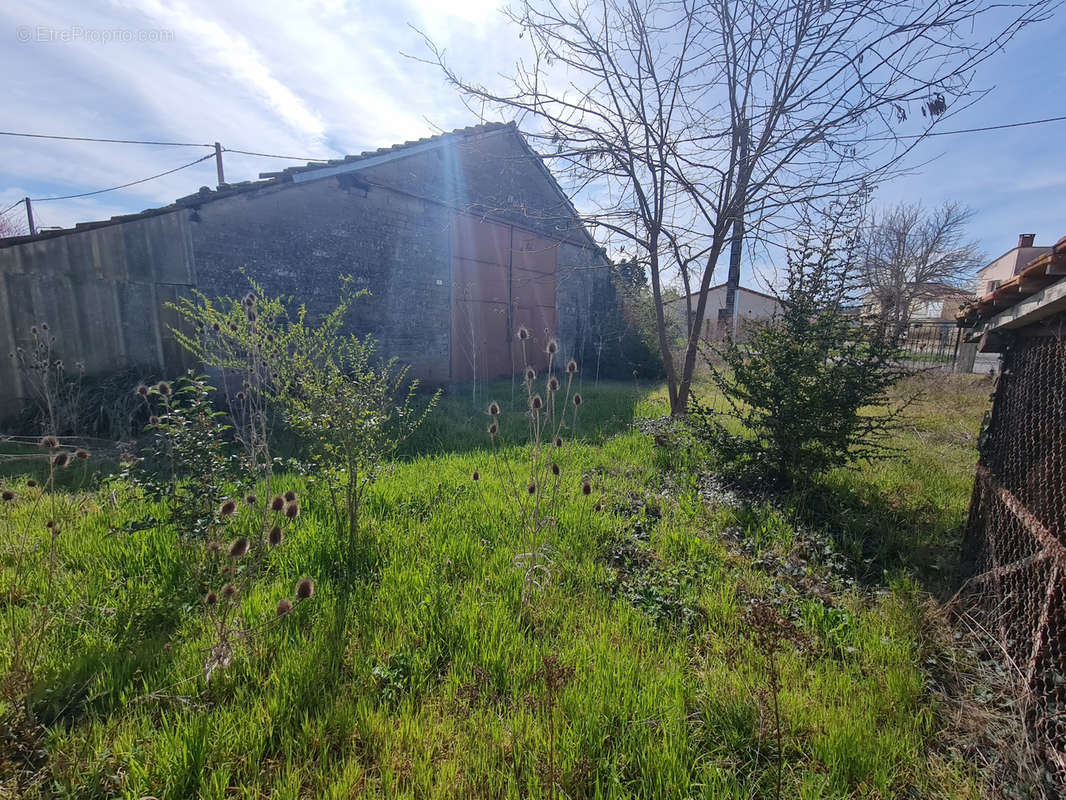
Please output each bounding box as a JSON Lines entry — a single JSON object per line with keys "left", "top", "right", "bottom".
{"left": 987, "top": 280, "right": 1001, "bottom": 293}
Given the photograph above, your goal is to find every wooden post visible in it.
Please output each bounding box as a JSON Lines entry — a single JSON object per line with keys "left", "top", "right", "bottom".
{"left": 214, "top": 142, "right": 225, "bottom": 187}
{"left": 24, "top": 197, "right": 36, "bottom": 237}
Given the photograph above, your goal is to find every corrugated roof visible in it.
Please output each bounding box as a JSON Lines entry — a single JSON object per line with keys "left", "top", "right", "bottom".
{"left": 257, "top": 122, "right": 513, "bottom": 181}
{"left": 958, "top": 235, "right": 1066, "bottom": 326}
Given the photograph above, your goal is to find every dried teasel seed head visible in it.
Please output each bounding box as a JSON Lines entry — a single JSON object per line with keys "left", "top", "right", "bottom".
{"left": 554, "top": 436, "right": 563, "bottom": 448}
{"left": 517, "top": 326, "right": 530, "bottom": 341}
{"left": 268, "top": 525, "right": 283, "bottom": 546}
{"left": 245, "top": 494, "right": 257, "bottom": 505}
{"left": 270, "top": 495, "right": 285, "bottom": 511}
{"left": 276, "top": 597, "right": 293, "bottom": 617}
{"left": 524, "top": 367, "right": 536, "bottom": 382}
{"left": 221, "top": 583, "right": 237, "bottom": 600}
{"left": 530, "top": 394, "right": 543, "bottom": 411}
{"left": 228, "top": 536, "right": 249, "bottom": 558}
{"left": 566, "top": 359, "right": 578, "bottom": 374}
{"left": 148, "top": 415, "right": 160, "bottom": 426}
{"left": 1, "top": 490, "right": 14, "bottom": 502}
{"left": 594, "top": 501, "right": 603, "bottom": 512}
{"left": 546, "top": 338, "right": 559, "bottom": 355}
{"left": 284, "top": 502, "right": 300, "bottom": 519}
{"left": 581, "top": 480, "right": 592, "bottom": 495}
{"left": 205, "top": 591, "right": 218, "bottom": 606}
{"left": 40, "top": 435, "right": 59, "bottom": 449}
{"left": 488, "top": 422, "right": 498, "bottom": 436}
{"left": 284, "top": 490, "right": 297, "bottom": 503}
{"left": 135, "top": 383, "right": 149, "bottom": 397}
{"left": 573, "top": 393, "right": 583, "bottom": 406}
{"left": 46, "top": 520, "right": 56, "bottom": 529}
{"left": 472, "top": 470, "right": 480, "bottom": 482}
{"left": 211, "top": 322, "right": 221, "bottom": 332}
{"left": 219, "top": 499, "right": 237, "bottom": 517}
{"left": 487, "top": 401, "right": 500, "bottom": 416}
{"left": 547, "top": 377, "right": 559, "bottom": 392}
{"left": 51, "top": 452, "right": 71, "bottom": 468}
{"left": 235, "top": 391, "right": 245, "bottom": 402}
{"left": 551, "top": 463, "right": 560, "bottom": 476}
{"left": 26, "top": 479, "right": 38, "bottom": 488}
{"left": 156, "top": 381, "right": 171, "bottom": 396}
{"left": 295, "top": 577, "right": 314, "bottom": 600}
{"left": 206, "top": 541, "right": 221, "bottom": 555}
{"left": 74, "top": 448, "right": 90, "bottom": 460}
{"left": 527, "top": 482, "right": 537, "bottom": 495}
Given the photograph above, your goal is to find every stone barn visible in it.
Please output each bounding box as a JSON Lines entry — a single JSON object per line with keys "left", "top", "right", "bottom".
{"left": 0, "top": 122, "right": 620, "bottom": 412}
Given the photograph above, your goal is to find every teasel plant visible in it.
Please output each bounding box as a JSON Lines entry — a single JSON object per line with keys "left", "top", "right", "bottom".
{"left": 200, "top": 491, "right": 312, "bottom": 682}
{"left": 10, "top": 322, "right": 85, "bottom": 436}
{"left": 475, "top": 327, "right": 591, "bottom": 605}
{"left": 0, "top": 436, "right": 89, "bottom": 712}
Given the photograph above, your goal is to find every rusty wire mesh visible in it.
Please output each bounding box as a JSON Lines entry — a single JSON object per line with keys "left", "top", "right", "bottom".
{"left": 959, "top": 329, "right": 1066, "bottom": 777}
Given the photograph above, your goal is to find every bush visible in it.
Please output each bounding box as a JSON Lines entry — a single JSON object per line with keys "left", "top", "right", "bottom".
{"left": 689, "top": 210, "right": 910, "bottom": 490}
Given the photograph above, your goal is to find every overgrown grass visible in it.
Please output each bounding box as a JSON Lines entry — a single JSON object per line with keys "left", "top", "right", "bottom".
{"left": 0, "top": 372, "right": 993, "bottom": 798}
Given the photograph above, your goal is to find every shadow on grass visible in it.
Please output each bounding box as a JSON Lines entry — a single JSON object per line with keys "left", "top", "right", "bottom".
{"left": 788, "top": 476, "right": 967, "bottom": 598}
{"left": 399, "top": 378, "right": 654, "bottom": 458}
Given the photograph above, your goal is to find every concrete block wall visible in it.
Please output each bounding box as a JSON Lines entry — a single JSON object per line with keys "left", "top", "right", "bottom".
{"left": 0, "top": 212, "right": 197, "bottom": 411}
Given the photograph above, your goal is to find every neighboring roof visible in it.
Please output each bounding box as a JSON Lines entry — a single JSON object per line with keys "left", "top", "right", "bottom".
{"left": 668, "top": 283, "right": 781, "bottom": 304}
{"left": 976, "top": 244, "right": 1053, "bottom": 277}
{"left": 958, "top": 235, "right": 1066, "bottom": 329}
{"left": 0, "top": 121, "right": 594, "bottom": 250}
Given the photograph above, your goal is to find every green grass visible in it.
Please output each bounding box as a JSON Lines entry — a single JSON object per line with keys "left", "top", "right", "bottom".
{"left": 0, "top": 373, "right": 992, "bottom": 798}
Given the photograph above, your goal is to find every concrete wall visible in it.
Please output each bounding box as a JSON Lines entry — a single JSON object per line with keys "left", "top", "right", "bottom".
{"left": 0, "top": 211, "right": 197, "bottom": 411}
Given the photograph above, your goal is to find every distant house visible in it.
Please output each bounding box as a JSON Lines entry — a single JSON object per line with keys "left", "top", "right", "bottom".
{"left": 667, "top": 283, "right": 782, "bottom": 340}
{"left": 975, "top": 233, "right": 1053, "bottom": 296}
{"left": 860, "top": 282, "right": 973, "bottom": 323}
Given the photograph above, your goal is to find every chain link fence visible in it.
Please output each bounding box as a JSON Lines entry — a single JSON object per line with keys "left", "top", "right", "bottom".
{"left": 958, "top": 331, "right": 1066, "bottom": 779}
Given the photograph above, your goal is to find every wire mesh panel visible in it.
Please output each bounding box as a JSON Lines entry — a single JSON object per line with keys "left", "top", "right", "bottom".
{"left": 959, "top": 331, "right": 1066, "bottom": 778}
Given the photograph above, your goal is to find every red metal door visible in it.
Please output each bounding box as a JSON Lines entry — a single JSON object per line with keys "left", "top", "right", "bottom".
{"left": 450, "top": 216, "right": 558, "bottom": 382}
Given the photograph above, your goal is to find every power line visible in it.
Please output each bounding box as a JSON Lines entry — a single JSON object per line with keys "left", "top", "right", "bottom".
{"left": 30, "top": 154, "right": 215, "bottom": 202}
{"left": 869, "top": 114, "right": 1066, "bottom": 142}
{"left": 223, "top": 147, "right": 330, "bottom": 162}
{"left": 0, "top": 130, "right": 213, "bottom": 148}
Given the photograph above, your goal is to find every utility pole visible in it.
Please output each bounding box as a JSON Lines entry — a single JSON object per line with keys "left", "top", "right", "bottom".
{"left": 24, "top": 197, "right": 36, "bottom": 237}
{"left": 722, "top": 116, "right": 748, "bottom": 339}
{"left": 214, "top": 142, "right": 225, "bottom": 187}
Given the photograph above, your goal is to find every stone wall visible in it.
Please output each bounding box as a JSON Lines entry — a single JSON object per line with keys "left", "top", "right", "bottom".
{"left": 189, "top": 175, "right": 454, "bottom": 382}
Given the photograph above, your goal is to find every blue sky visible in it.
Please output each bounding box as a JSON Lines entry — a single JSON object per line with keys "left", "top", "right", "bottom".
{"left": 2, "top": 0, "right": 1064, "bottom": 289}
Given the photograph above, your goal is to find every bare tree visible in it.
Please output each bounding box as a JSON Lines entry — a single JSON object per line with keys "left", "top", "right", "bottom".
{"left": 0, "top": 206, "right": 28, "bottom": 238}
{"left": 419, "top": 0, "right": 1050, "bottom": 414}
{"left": 862, "top": 201, "right": 983, "bottom": 337}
